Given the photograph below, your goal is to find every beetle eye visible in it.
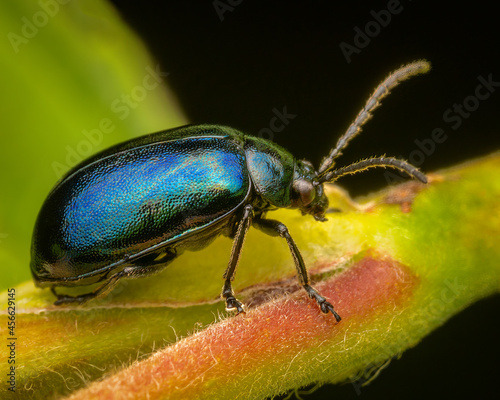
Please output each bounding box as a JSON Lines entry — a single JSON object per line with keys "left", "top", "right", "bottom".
{"left": 292, "top": 179, "right": 316, "bottom": 206}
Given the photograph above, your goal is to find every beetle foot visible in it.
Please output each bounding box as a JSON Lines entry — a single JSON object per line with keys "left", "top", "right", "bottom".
{"left": 54, "top": 295, "right": 88, "bottom": 306}
{"left": 303, "top": 285, "right": 341, "bottom": 322}
{"left": 225, "top": 296, "right": 246, "bottom": 315}
{"left": 318, "top": 299, "right": 342, "bottom": 322}
{"left": 51, "top": 288, "right": 94, "bottom": 306}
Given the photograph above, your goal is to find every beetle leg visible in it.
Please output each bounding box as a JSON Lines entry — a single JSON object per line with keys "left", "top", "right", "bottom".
{"left": 51, "top": 270, "right": 128, "bottom": 305}
{"left": 222, "top": 204, "right": 253, "bottom": 314}
{"left": 253, "top": 218, "right": 341, "bottom": 322}
{"left": 52, "top": 253, "right": 176, "bottom": 306}
{"left": 51, "top": 287, "right": 88, "bottom": 305}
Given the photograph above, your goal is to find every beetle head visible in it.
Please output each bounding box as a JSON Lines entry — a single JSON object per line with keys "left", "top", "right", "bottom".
{"left": 291, "top": 160, "right": 329, "bottom": 222}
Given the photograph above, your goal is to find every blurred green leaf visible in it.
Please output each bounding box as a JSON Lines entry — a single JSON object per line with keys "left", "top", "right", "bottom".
{"left": 0, "top": 0, "right": 187, "bottom": 289}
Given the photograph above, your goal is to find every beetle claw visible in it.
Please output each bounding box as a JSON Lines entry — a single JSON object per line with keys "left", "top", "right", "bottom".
{"left": 225, "top": 296, "right": 246, "bottom": 315}
{"left": 320, "top": 301, "right": 342, "bottom": 322}
{"left": 53, "top": 294, "right": 89, "bottom": 306}
{"left": 304, "top": 285, "right": 341, "bottom": 322}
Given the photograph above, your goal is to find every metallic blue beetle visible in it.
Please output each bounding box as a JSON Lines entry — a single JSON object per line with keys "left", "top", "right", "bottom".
{"left": 31, "top": 61, "right": 430, "bottom": 321}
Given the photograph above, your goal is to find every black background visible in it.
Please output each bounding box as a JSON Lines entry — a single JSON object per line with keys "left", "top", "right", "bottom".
{"left": 109, "top": 1, "right": 500, "bottom": 399}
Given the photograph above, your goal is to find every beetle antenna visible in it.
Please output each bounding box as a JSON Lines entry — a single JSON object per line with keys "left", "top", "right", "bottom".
{"left": 317, "top": 60, "right": 431, "bottom": 177}
{"left": 318, "top": 156, "right": 427, "bottom": 184}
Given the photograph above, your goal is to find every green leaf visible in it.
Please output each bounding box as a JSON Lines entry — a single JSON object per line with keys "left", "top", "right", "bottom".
{"left": 0, "top": 0, "right": 187, "bottom": 290}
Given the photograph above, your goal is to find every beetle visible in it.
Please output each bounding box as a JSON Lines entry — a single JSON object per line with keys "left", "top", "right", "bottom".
{"left": 31, "top": 61, "right": 430, "bottom": 322}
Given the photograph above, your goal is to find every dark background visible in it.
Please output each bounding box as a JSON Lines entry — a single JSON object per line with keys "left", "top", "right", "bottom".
{"left": 109, "top": 1, "right": 500, "bottom": 399}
